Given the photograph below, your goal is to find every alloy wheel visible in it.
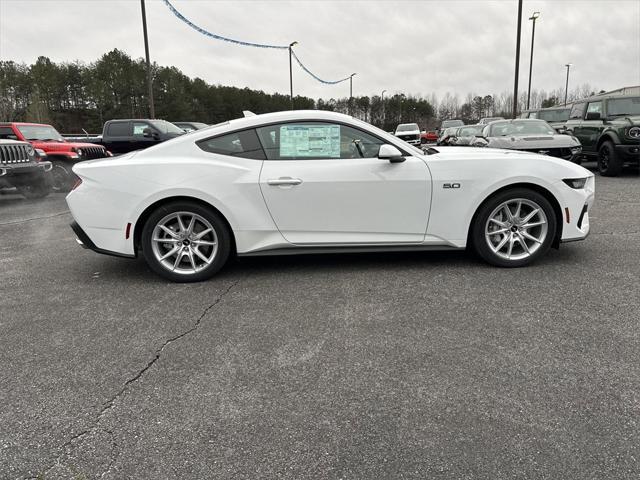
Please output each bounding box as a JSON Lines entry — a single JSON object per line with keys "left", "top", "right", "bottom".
{"left": 485, "top": 198, "right": 548, "bottom": 261}
{"left": 150, "top": 211, "right": 218, "bottom": 275}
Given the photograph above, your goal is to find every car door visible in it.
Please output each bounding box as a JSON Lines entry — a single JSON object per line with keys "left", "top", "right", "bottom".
{"left": 104, "top": 121, "right": 133, "bottom": 154}
{"left": 578, "top": 101, "right": 604, "bottom": 150}
{"left": 257, "top": 121, "right": 431, "bottom": 245}
{"left": 132, "top": 121, "right": 160, "bottom": 150}
{"left": 566, "top": 102, "right": 590, "bottom": 151}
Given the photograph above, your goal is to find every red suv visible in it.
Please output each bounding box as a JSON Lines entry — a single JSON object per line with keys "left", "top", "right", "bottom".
{"left": 0, "top": 123, "right": 109, "bottom": 191}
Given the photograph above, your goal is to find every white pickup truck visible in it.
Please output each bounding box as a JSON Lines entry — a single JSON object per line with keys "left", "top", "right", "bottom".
{"left": 394, "top": 123, "right": 421, "bottom": 146}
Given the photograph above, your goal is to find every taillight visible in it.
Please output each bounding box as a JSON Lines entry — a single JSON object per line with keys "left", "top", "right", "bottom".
{"left": 71, "top": 178, "right": 83, "bottom": 191}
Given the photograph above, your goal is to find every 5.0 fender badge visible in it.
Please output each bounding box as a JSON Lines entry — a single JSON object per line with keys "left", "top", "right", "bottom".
{"left": 443, "top": 183, "right": 461, "bottom": 189}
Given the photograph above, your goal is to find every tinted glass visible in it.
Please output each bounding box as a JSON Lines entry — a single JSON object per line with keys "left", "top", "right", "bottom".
{"left": 197, "top": 129, "right": 265, "bottom": 160}
{"left": 538, "top": 108, "right": 570, "bottom": 122}
{"left": 569, "top": 103, "right": 586, "bottom": 119}
{"left": 106, "top": 122, "right": 131, "bottom": 137}
{"left": 256, "top": 122, "right": 385, "bottom": 160}
{"left": 458, "top": 126, "right": 483, "bottom": 136}
{"left": 0, "top": 127, "right": 18, "bottom": 140}
{"left": 607, "top": 97, "right": 640, "bottom": 116}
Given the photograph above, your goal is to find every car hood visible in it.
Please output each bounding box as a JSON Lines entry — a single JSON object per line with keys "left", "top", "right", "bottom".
{"left": 486, "top": 134, "right": 579, "bottom": 149}
{"left": 31, "top": 140, "right": 104, "bottom": 150}
{"left": 607, "top": 115, "right": 640, "bottom": 125}
{"left": 431, "top": 146, "right": 584, "bottom": 169}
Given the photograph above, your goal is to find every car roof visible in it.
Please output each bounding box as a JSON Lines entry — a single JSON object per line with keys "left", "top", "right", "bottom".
{"left": 0, "top": 122, "right": 52, "bottom": 127}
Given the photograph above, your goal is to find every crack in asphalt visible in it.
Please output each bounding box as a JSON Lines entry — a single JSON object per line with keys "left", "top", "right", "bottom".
{"left": 0, "top": 211, "right": 70, "bottom": 227}
{"left": 29, "top": 278, "right": 241, "bottom": 480}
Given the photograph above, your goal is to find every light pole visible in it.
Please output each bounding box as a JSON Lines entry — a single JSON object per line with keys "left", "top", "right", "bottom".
{"left": 348, "top": 73, "right": 357, "bottom": 115}
{"left": 381, "top": 89, "right": 387, "bottom": 127}
{"left": 399, "top": 93, "right": 406, "bottom": 123}
{"left": 288, "top": 41, "right": 297, "bottom": 110}
{"left": 513, "top": 0, "right": 523, "bottom": 118}
{"left": 140, "top": 0, "right": 155, "bottom": 118}
{"left": 564, "top": 63, "right": 572, "bottom": 106}
{"left": 526, "top": 11, "right": 540, "bottom": 110}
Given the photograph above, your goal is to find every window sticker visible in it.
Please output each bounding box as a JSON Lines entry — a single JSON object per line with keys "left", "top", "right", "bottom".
{"left": 279, "top": 124, "right": 340, "bottom": 158}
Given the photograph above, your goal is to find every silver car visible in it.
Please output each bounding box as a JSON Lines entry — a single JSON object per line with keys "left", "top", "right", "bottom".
{"left": 473, "top": 119, "right": 582, "bottom": 163}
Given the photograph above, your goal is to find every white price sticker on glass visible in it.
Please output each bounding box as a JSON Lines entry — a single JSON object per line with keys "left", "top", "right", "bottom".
{"left": 280, "top": 124, "right": 340, "bottom": 158}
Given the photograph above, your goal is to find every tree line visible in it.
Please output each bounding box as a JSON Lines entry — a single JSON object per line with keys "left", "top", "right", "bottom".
{"left": 0, "top": 49, "right": 598, "bottom": 133}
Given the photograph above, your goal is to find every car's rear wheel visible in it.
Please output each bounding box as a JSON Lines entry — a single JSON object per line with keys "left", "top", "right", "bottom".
{"left": 141, "top": 201, "right": 231, "bottom": 282}
{"left": 598, "top": 140, "right": 622, "bottom": 177}
{"left": 471, "top": 188, "right": 556, "bottom": 267}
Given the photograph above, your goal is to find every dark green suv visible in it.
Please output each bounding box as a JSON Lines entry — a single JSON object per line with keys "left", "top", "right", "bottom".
{"left": 565, "top": 92, "right": 640, "bottom": 176}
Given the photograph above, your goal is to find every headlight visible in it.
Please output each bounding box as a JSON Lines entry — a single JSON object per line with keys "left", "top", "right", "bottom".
{"left": 570, "top": 146, "right": 582, "bottom": 155}
{"left": 563, "top": 178, "right": 588, "bottom": 189}
{"left": 628, "top": 127, "right": 640, "bottom": 139}
{"left": 77, "top": 148, "right": 83, "bottom": 156}
{"left": 26, "top": 145, "right": 35, "bottom": 157}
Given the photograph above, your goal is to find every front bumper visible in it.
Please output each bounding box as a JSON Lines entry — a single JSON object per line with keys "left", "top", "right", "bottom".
{"left": 558, "top": 176, "right": 595, "bottom": 243}
{"left": 615, "top": 144, "right": 640, "bottom": 161}
{"left": 0, "top": 161, "right": 52, "bottom": 178}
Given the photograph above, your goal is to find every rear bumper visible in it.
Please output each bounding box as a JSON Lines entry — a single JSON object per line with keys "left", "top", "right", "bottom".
{"left": 70, "top": 221, "right": 136, "bottom": 259}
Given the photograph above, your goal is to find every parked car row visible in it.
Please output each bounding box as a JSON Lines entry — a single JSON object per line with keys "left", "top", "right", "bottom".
{"left": 0, "top": 118, "right": 211, "bottom": 196}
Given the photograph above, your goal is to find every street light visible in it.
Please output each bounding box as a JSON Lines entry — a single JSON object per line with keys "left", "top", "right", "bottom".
{"left": 349, "top": 73, "right": 357, "bottom": 115}
{"left": 288, "top": 41, "right": 298, "bottom": 110}
{"left": 564, "top": 63, "right": 572, "bottom": 106}
{"left": 513, "top": 0, "right": 523, "bottom": 118}
{"left": 381, "top": 89, "right": 387, "bottom": 126}
{"left": 526, "top": 11, "right": 540, "bottom": 110}
{"left": 140, "top": 0, "right": 155, "bottom": 118}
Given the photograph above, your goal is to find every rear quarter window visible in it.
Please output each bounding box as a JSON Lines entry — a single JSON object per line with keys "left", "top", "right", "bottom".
{"left": 197, "top": 129, "right": 266, "bottom": 160}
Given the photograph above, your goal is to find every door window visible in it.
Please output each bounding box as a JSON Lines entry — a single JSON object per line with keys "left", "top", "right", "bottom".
{"left": 0, "top": 127, "right": 18, "bottom": 140}
{"left": 256, "top": 122, "right": 385, "bottom": 160}
{"left": 133, "top": 122, "right": 151, "bottom": 136}
{"left": 586, "top": 102, "right": 602, "bottom": 115}
{"left": 106, "top": 122, "right": 131, "bottom": 137}
{"left": 569, "top": 103, "right": 586, "bottom": 119}
{"left": 197, "top": 129, "right": 265, "bottom": 160}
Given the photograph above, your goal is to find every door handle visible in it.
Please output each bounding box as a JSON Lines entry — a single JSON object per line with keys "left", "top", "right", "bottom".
{"left": 267, "top": 177, "right": 303, "bottom": 186}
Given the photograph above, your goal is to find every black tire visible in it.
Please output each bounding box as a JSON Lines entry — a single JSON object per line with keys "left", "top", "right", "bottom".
{"left": 50, "top": 160, "right": 77, "bottom": 192}
{"left": 16, "top": 174, "right": 51, "bottom": 199}
{"left": 471, "top": 188, "right": 557, "bottom": 268}
{"left": 597, "top": 140, "right": 622, "bottom": 177}
{"left": 141, "top": 201, "right": 232, "bottom": 282}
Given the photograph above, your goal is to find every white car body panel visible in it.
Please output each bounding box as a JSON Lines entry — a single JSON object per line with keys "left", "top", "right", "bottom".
{"left": 67, "top": 110, "right": 594, "bottom": 259}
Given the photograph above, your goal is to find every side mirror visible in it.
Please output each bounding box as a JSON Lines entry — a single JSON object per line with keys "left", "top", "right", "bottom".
{"left": 585, "top": 112, "right": 601, "bottom": 120}
{"left": 378, "top": 144, "right": 405, "bottom": 163}
{"left": 143, "top": 127, "right": 159, "bottom": 139}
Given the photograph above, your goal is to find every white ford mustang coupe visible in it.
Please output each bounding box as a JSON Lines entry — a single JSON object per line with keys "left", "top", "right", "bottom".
{"left": 67, "top": 110, "right": 595, "bottom": 282}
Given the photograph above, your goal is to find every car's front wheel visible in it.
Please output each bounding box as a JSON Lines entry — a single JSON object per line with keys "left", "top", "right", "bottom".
{"left": 141, "top": 201, "right": 231, "bottom": 282}
{"left": 471, "top": 189, "right": 557, "bottom": 267}
{"left": 597, "top": 140, "right": 622, "bottom": 177}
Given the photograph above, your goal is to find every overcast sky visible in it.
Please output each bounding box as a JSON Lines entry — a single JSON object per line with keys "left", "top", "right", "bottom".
{"left": 1, "top": 0, "right": 639, "bottom": 100}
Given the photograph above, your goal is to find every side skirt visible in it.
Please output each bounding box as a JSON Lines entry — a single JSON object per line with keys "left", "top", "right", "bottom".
{"left": 238, "top": 244, "right": 461, "bottom": 257}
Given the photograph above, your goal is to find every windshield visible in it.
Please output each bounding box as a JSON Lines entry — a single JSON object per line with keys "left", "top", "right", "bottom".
{"left": 149, "top": 120, "right": 186, "bottom": 135}
{"left": 490, "top": 120, "right": 555, "bottom": 136}
{"left": 607, "top": 97, "right": 640, "bottom": 117}
{"left": 16, "top": 124, "right": 64, "bottom": 142}
{"left": 396, "top": 124, "right": 419, "bottom": 132}
{"left": 538, "top": 109, "right": 570, "bottom": 122}
{"left": 458, "top": 126, "right": 483, "bottom": 136}
{"left": 442, "top": 120, "right": 464, "bottom": 128}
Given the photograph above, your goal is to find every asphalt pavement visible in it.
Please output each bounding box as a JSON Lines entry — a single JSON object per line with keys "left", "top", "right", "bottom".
{"left": 1, "top": 169, "right": 639, "bottom": 479}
